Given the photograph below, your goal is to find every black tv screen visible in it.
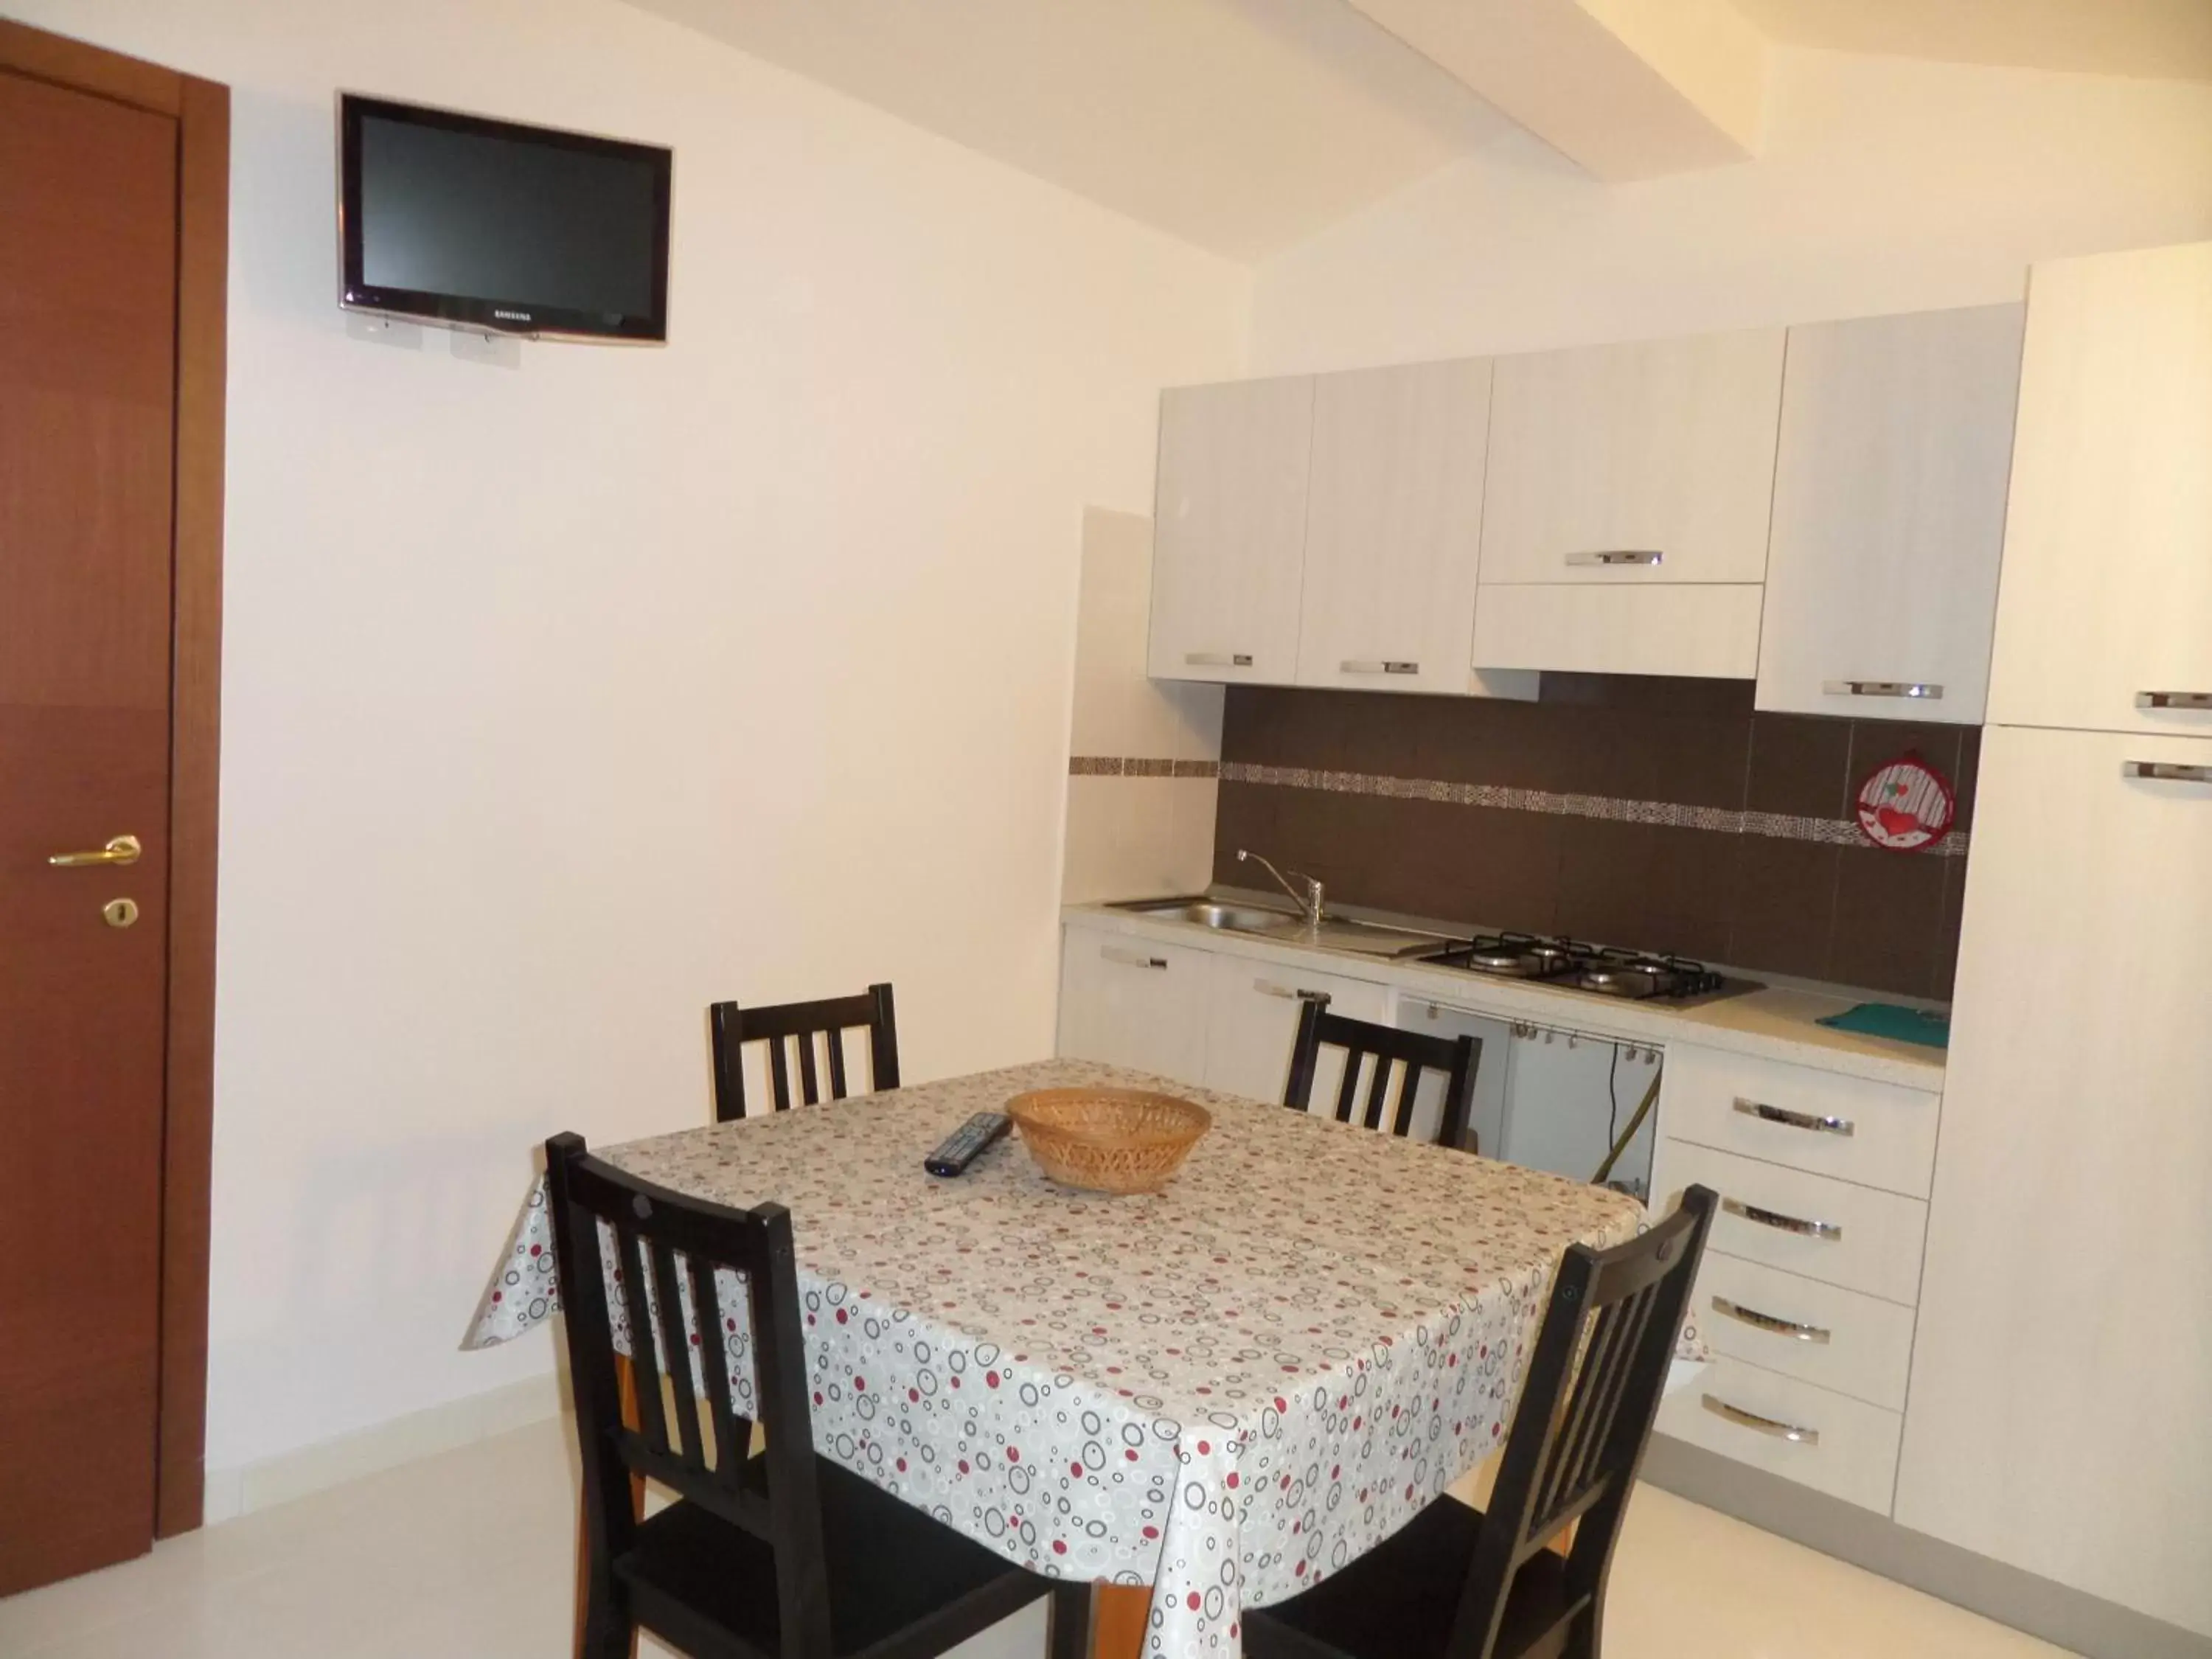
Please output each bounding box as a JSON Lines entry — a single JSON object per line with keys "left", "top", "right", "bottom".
{"left": 339, "top": 94, "right": 671, "bottom": 342}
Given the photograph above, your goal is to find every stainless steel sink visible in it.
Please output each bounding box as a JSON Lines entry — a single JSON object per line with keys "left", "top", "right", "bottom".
{"left": 1107, "top": 897, "right": 1450, "bottom": 959}
{"left": 1113, "top": 897, "right": 1303, "bottom": 931}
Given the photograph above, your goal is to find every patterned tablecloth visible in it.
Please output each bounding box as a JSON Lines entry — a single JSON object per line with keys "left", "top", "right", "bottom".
{"left": 467, "top": 1059, "right": 1642, "bottom": 1658}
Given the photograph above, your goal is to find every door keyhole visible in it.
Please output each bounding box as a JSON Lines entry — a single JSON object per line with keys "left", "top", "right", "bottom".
{"left": 102, "top": 897, "right": 139, "bottom": 929}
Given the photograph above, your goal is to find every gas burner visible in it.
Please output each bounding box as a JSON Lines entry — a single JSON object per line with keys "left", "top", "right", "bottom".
{"left": 1429, "top": 931, "right": 1594, "bottom": 980}
{"left": 1423, "top": 934, "right": 1748, "bottom": 1005}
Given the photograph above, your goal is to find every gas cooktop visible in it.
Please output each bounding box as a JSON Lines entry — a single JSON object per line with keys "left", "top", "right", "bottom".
{"left": 1419, "top": 931, "right": 1759, "bottom": 1006}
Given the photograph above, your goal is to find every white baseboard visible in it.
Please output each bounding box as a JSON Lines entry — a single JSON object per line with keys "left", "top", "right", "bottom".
{"left": 202, "top": 1372, "right": 564, "bottom": 1526}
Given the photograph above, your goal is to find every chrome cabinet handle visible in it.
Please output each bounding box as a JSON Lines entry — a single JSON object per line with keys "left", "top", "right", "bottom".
{"left": 1733, "top": 1097, "right": 1854, "bottom": 1138}
{"left": 2125, "top": 761, "right": 2212, "bottom": 785}
{"left": 1712, "top": 1295, "right": 1832, "bottom": 1344}
{"left": 1254, "top": 979, "right": 1331, "bottom": 1003}
{"left": 2138, "top": 691, "right": 2212, "bottom": 711}
{"left": 1101, "top": 946, "right": 1168, "bottom": 970}
{"left": 1703, "top": 1395, "right": 1820, "bottom": 1444}
{"left": 1722, "top": 1197, "right": 1842, "bottom": 1240}
{"left": 1184, "top": 651, "right": 1253, "bottom": 668}
{"left": 1339, "top": 659, "right": 1419, "bottom": 675}
{"left": 49, "top": 834, "right": 143, "bottom": 868}
{"left": 1565, "top": 549, "right": 1662, "bottom": 567}
{"left": 1822, "top": 680, "right": 1943, "bottom": 701}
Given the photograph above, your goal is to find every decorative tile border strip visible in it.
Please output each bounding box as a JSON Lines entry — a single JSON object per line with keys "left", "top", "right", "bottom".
{"left": 1219, "top": 761, "right": 1969, "bottom": 857}
{"left": 1068, "top": 756, "right": 1220, "bottom": 779}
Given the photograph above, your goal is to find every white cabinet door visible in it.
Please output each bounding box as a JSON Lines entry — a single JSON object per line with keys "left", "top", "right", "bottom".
{"left": 1480, "top": 328, "right": 1785, "bottom": 586}
{"left": 1893, "top": 726, "right": 2212, "bottom": 1636}
{"left": 1757, "top": 305, "right": 2024, "bottom": 725}
{"left": 1295, "top": 359, "right": 1514, "bottom": 698}
{"left": 1147, "top": 377, "right": 1313, "bottom": 685}
{"left": 1054, "top": 928, "right": 1211, "bottom": 1088}
{"left": 1200, "top": 954, "right": 1389, "bottom": 1108}
{"left": 1986, "top": 242, "right": 2212, "bottom": 737}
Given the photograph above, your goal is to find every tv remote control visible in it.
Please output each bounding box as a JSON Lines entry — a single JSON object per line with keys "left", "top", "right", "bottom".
{"left": 925, "top": 1112, "right": 1012, "bottom": 1177}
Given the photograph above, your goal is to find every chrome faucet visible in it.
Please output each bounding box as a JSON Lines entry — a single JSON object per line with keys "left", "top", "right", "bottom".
{"left": 1238, "top": 849, "right": 1325, "bottom": 927}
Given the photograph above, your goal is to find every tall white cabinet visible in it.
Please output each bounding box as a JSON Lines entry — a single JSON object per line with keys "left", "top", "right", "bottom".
{"left": 1893, "top": 727, "right": 2212, "bottom": 1635}
{"left": 1756, "top": 305, "right": 2024, "bottom": 724}
{"left": 1893, "top": 242, "right": 2212, "bottom": 1641}
{"left": 1984, "top": 242, "right": 2212, "bottom": 736}
{"left": 1147, "top": 376, "right": 1314, "bottom": 685}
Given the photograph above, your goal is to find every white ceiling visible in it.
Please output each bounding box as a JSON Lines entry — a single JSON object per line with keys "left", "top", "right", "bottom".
{"left": 1736, "top": 0, "right": 2212, "bottom": 83}
{"left": 630, "top": 0, "right": 1517, "bottom": 260}
{"left": 630, "top": 0, "right": 2212, "bottom": 262}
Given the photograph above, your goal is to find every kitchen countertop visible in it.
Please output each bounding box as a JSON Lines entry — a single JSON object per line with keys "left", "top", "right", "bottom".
{"left": 1062, "top": 899, "right": 1947, "bottom": 1091}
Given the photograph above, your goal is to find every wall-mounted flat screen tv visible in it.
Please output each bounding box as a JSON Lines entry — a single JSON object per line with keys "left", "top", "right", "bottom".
{"left": 338, "top": 94, "right": 672, "bottom": 343}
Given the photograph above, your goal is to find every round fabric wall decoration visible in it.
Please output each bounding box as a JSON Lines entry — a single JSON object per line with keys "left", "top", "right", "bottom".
{"left": 1854, "top": 751, "right": 1956, "bottom": 852}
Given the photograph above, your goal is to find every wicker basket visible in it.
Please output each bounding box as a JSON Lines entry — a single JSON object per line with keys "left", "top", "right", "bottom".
{"left": 1005, "top": 1088, "right": 1211, "bottom": 1194}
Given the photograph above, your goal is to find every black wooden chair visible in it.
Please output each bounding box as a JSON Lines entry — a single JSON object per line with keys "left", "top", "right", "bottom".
{"left": 1245, "top": 1184, "right": 1719, "bottom": 1659}
{"left": 545, "top": 1133, "right": 1087, "bottom": 1659}
{"left": 1284, "top": 999, "right": 1483, "bottom": 1152}
{"left": 710, "top": 984, "right": 900, "bottom": 1123}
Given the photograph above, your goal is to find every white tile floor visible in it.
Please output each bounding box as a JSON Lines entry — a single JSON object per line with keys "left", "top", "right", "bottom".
{"left": 1, "top": 1418, "right": 2076, "bottom": 1658}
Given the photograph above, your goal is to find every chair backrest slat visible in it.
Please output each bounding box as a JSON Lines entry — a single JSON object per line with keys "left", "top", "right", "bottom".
{"left": 613, "top": 1219, "right": 672, "bottom": 1458}
{"left": 689, "top": 1256, "right": 754, "bottom": 1492}
{"left": 1446, "top": 1185, "right": 1718, "bottom": 1659}
{"left": 709, "top": 983, "right": 901, "bottom": 1122}
{"left": 546, "top": 1133, "right": 834, "bottom": 1655}
{"left": 1285, "top": 1001, "right": 1482, "bottom": 1152}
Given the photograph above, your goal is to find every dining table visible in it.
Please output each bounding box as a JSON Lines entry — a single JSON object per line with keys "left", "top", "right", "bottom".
{"left": 465, "top": 1057, "right": 1645, "bottom": 1658}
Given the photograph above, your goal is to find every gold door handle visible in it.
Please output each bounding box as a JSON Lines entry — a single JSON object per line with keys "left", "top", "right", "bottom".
{"left": 49, "top": 834, "right": 142, "bottom": 868}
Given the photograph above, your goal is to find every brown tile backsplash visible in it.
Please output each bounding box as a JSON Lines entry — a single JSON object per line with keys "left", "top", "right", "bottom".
{"left": 1211, "top": 682, "right": 1978, "bottom": 1001}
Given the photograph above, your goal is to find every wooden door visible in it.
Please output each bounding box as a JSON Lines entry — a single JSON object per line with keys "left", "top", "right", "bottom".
{"left": 1054, "top": 930, "right": 1211, "bottom": 1087}
{"left": 1756, "top": 305, "right": 2023, "bottom": 725}
{"left": 1293, "top": 358, "right": 1498, "bottom": 698}
{"left": 1893, "top": 726, "right": 2212, "bottom": 1635}
{"left": 1479, "top": 327, "right": 1784, "bottom": 585}
{"left": 1145, "top": 376, "right": 1313, "bottom": 686}
{"left": 1986, "top": 242, "right": 2212, "bottom": 737}
{"left": 0, "top": 65, "right": 179, "bottom": 1593}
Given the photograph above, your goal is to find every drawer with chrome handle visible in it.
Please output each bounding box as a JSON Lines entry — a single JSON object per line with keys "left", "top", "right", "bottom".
{"left": 1655, "top": 1355, "right": 1903, "bottom": 1513}
{"left": 1733, "top": 1096, "right": 1854, "bottom": 1138}
{"left": 2124, "top": 760, "right": 2212, "bottom": 785}
{"left": 1252, "top": 978, "right": 1332, "bottom": 1004}
{"left": 1722, "top": 1197, "right": 1841, "bottom": 1240}
{"left": 1658, "top": 1043, "right": 1940, "bottom": 1197}
{"left": 1099, "top": 945, "right": 1169, "bottom": 970}
{"left": 1563, "top": 549, "right": 1662, "bottom": 568}
{"left": 1183, "top": 651, "right": 1253, "bottom": 669}
{"left": 1338, "top": 659, "right": 1418, "bottom": 676}
{"left": 1713, "top": 1295, "right": 1831, "bottom": 1343}
{"left": 1693, "top": 1254, "right": 1916, "bottom": 1408}
{"left": 1655, "top": 1140, "right": 1927, "bottom": 1304}
{"left": 1822, "top": 680, "right": 1942, "bottom": 701}
{"left": 1703, "top": 1395, "right": 1818, "bottom": 1444}
{"left": 2138, "top": 690, "right": 2212, "bottom": 711}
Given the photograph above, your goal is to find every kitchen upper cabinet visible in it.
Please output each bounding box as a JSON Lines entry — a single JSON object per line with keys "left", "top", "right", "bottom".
{"left": 1479, "top": 328, "right": 1786, "bottom": 586}
{"left": 1201, "top": 953, "right": 1389, "bottom": 1107}
{"left": 1986, "top": 241, "right": 2212, "bottom": 737}
{"left": 1295, "top": 359, "right": 1533, "bottom": 700}
{"left": 1756, "top": 305, "right": 2025, "bottom": 725}
{"left": 1055, "top": 928, "right": 1211, "bottom": 1088}
{"left": 1147, "top": 376, "right": 1314, "bottom": 686}
{"left": 1893, "top": 726, "right": 2212, "bottom": 1637}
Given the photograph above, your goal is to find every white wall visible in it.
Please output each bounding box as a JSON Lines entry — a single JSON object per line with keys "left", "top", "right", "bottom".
{"left": 1061, "top": 509, "right": 1222, "bottom": 904}
{"left": 3, "top": 0, "right": 1245, "bottom": 1481}
{"left": 1250, "top": 46, "right": 2212, "bottom": 371}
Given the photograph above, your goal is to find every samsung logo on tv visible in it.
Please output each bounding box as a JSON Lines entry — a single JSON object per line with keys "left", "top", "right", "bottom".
{"left": 493, "top": 309, "right": 533, "bottom": 322}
